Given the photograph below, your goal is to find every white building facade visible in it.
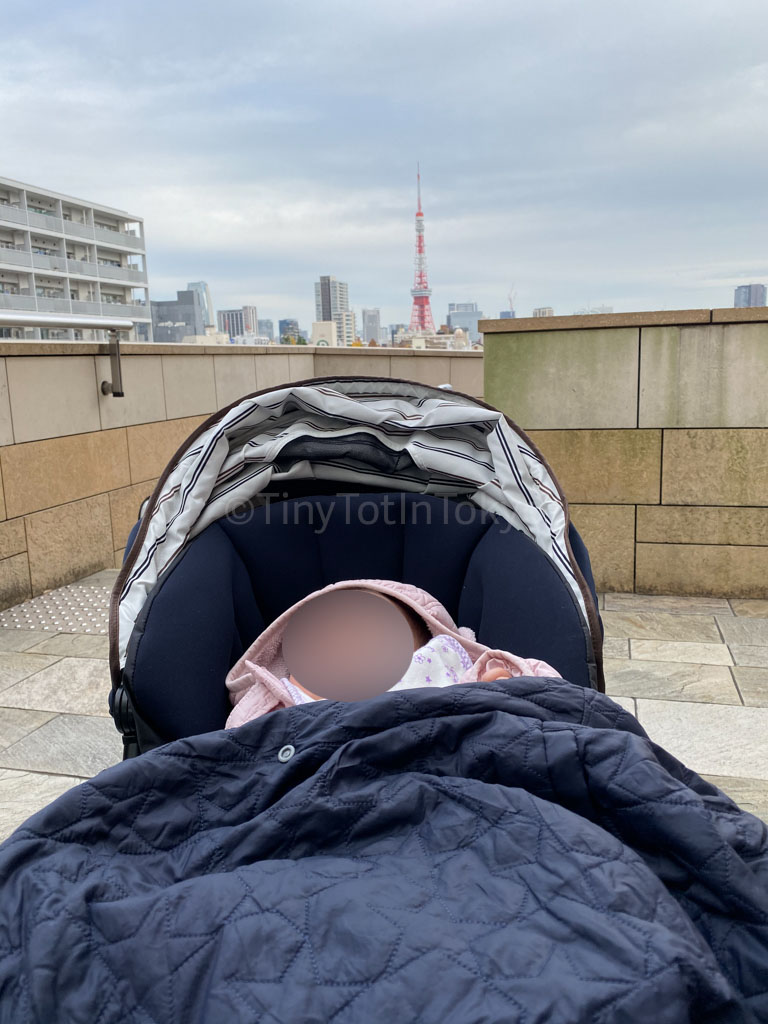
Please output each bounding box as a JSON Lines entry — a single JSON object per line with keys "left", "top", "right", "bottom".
{"left": 314, "top": 275, "right": 356, "bottom": 346}
{"left": 0, "top": 175, "right": 151, "bottom": 341}
{"left": 311, "top": 321, "right": 338, "bottom": 346}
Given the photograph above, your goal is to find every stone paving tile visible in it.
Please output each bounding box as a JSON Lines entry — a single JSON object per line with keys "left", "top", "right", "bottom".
{"left": 630, "top": 640, "right": 733, "bottom": 666}
{"left": 732, "top": 667, "right": 768, "bottom": 707}
{"left": 0, "top": 707, "right": 56, "bottom": 751}
{"left": 602, "top": 637, "right": 629, "bottom": 659}
{"left": 730, "top": 599, "right": 768, "bottom": 619}
{"left": 0, "top": 628, "right": 50, "bottom": 653}
{"left": 607, "top": 694, "right": 636, "bottom": 717}
{"left": 0, "top": 768, "right": 84, "bottom": 843}
{"left": 0, "top": 713, "right": 122, "bottom": 778}
{"left": 0, "top": 658, "right": 111, "bottom": 717}
{"left": 602, "top": 611, "right": 720, "bottom": 643}
{"left": 716, "top": 615, "right": 768, "bottom": 647}
{"left": 27, "top": 633, "right": 110, "bottom": 659}
{"left": 701, "top": 774, "right": 768, "bottom": 824}
{"left": 604, "top": 593, "right": 733, "bottom": 616}
{"left": 604, "top": 658, "right": 740, "bottom": 704}
{"left": 730, "top": 646, "right": 768, "bottom": 668}
{"left": 77, "top": 569, "right": 119, "bottom": 587}
{"left": 634, "top": 700, "right": 768, "bottom": 780}
{"left": 0, "top": 652, "right": 61, "bottom": 694}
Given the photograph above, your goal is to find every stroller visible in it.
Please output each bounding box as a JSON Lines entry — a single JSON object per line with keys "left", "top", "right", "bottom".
{"left": 109, "top": 374, "right": 604, "bottom": 756}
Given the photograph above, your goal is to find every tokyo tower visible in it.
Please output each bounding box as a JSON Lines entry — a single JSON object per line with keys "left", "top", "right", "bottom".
{"left": 408, "top": 164, "right": 435, "bottom": 332}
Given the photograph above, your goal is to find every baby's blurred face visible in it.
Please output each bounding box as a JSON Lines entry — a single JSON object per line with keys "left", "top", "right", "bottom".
{"left": 283, "top": 589, "right": 423, "bottom": 701}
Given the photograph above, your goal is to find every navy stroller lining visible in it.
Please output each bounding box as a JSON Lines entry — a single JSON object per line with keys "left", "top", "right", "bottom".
{"left": 122, "top": 492, "right": 599, "bottom": 744}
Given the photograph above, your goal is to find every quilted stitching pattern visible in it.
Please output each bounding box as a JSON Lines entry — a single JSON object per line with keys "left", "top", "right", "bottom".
{"left": 1, "top": 679, "right": 766, "bottom": 1023}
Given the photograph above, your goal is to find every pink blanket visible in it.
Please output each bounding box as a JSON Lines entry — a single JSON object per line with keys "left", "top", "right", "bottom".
{"left": 226, "top": 579, "right": 561, "bottom": 728}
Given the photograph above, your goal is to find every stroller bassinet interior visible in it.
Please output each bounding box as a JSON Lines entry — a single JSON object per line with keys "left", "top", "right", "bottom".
{"left": 110, "top": 377, "right": 604, "bottom": 757}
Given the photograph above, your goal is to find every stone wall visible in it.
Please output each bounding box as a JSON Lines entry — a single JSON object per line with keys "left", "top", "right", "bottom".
{"left": 0, "top": 343, "right": 482, "bottom": 608}
{"left": 482, "top": 308, "right": 768, "bottom": 597}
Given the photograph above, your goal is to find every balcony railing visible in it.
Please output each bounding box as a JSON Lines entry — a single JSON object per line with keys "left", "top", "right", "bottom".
{"left": 32, "top": 252, "right": 68, "bottom": 273}
{"left": 0, "top": 293, "right": 37, "bottom": 310}
{"left": 36, "top": 296, "right": 72, "bottom": 313}
{"left": 27, "top": 211, "right": 63, "bottom": 232}
{"left": 0, "top": 204, "right": 28, "bottom": 226}
{"left": 93, "top": 224, "right": 142, "bottom": 248}
{"left": 63, "top": 220, "right": 95, "bottom": 241}
{"left": 67, "top": 258, "right": 98, "bottom": 276}
{"left": 101, "top": 301, "right": 147, "bottom": 318}
{"left": 0, "top": 295, "right": 148, "bottom": 322}
{"left": 71, "top": 300, "right": 102, "bottom": 315}
{"left": 0, "top": 247, "right": 32, "bottom": 268}
{"left": 97, "top": 263, "right": 146, "bottom": 283}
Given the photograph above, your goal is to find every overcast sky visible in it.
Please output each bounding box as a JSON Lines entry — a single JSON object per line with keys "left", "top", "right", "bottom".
{"left": 3, "top": 0, "right": 767, "bottom": 328}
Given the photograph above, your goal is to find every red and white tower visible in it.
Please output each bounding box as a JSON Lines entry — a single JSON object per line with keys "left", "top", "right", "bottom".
{"left": 408, "top": 164, "right": 435, "bottom": 332}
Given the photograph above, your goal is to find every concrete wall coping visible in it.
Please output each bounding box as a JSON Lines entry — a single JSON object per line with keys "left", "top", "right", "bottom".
{"left": 710, "top": 307, "right": 768, "bottom": 323}
{"left": 480, "top": 308, "right": 768, "bottom": 333}
{"left": 0, "top": 342, "right": 483, "bottom": 358}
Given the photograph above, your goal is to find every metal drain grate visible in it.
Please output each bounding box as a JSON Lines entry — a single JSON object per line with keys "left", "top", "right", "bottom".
{"left": 0, "top": 583, "right": 112, "bottom": 634}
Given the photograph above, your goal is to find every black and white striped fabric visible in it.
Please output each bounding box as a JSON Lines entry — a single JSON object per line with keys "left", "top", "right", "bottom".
{"left": 117, "top": 378, "right": 584, "bottom": 667}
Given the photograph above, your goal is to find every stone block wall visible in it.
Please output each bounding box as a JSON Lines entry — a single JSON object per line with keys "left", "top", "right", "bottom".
{"left": 482, "top": 309, "right": 768, "bottom": 597}
{"left": 0, "top": 343, "right": 482, "bottom": 609}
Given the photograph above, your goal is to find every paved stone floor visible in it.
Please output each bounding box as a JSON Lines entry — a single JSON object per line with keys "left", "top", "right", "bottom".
{"left": 1, "top": 576, "right": 767, "bottom": 841}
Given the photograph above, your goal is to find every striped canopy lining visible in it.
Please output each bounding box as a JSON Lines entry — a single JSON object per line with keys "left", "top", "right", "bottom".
{"left": 118, "top": 379, "right": 586, "bottom": 667}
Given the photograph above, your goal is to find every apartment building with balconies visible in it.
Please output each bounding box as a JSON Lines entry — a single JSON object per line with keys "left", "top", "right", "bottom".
{"left": 0, "top": 175, "right": 151, "bottom": 341}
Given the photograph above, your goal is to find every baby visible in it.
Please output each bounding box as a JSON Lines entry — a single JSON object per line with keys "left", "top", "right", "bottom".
{"left": 226, "top": 579, "right": 560, "bottom": 728}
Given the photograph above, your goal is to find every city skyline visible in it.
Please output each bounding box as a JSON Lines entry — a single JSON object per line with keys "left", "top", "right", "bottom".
{"left": 5, "top": 1, "right": 766, "bottom": 330}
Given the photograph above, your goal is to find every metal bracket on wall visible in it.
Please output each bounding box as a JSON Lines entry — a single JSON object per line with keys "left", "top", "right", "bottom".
{"left": 101, "top": 329, "right": 125, "bottom": 398}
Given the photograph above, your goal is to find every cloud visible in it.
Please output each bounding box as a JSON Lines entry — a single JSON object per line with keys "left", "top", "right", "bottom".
{"left": 2, "top": 0, "right": 768, "bottom": 324}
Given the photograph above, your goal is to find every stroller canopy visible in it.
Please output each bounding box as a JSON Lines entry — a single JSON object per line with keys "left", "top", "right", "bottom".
{"left": 112, "top": 377, "right": 599, "bottom": 690}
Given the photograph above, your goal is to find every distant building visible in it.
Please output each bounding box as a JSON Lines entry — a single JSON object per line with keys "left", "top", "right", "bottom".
{"left": 0, "top": 174, "right": 151, "bottom": 341}
{"left": 389, "top": 323, "right": 407, "bottom": 342}
{"left": 361, "top": 307, "right": 382, "bottom": 345}
{"left": 392, "top": 327, "right": 469, "bottom": 351}
{"left": 734, "top": 283, "right": 767, "bottom": 308}
{"left": 532, "top": 307, "right": 554, "bottom": 317}
{"left": 499, "top": 310, "right": 516, "bottom": 319}
{"left": 311, "top": 321, "right": 338, "bottom": 346}
{"left": 258, "top": 318, "right": 274, "bottom": 341}
{"left": 152, "top": 289, "right": 205, "bottom": 343}
{"left": 573, "top": 305, "right": 613, "bottom": 315}
{"left": 216, "top": 305, "right": 259, "bottom": 339}
{"left": 446, "top": 302, "right": 483, "bottom": 343}
{"left": 218, "top": 308, "right": 246, "bottom": 337}
{"left": 187, "top": 282, "right": 214, "bottom": 328}
{"left": 242, "top": 304, "right": 258, "bottom": 333}
{"left": 314, "top": 274, "right": 356, "bottom": 346}
{"left": 279, "top": 317, "right": 300, "bottom": 341}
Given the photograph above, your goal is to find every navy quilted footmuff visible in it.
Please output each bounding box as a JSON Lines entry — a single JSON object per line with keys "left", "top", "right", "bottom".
{"left": 1, "top": 679, "right": 767, "bottom": 1023}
